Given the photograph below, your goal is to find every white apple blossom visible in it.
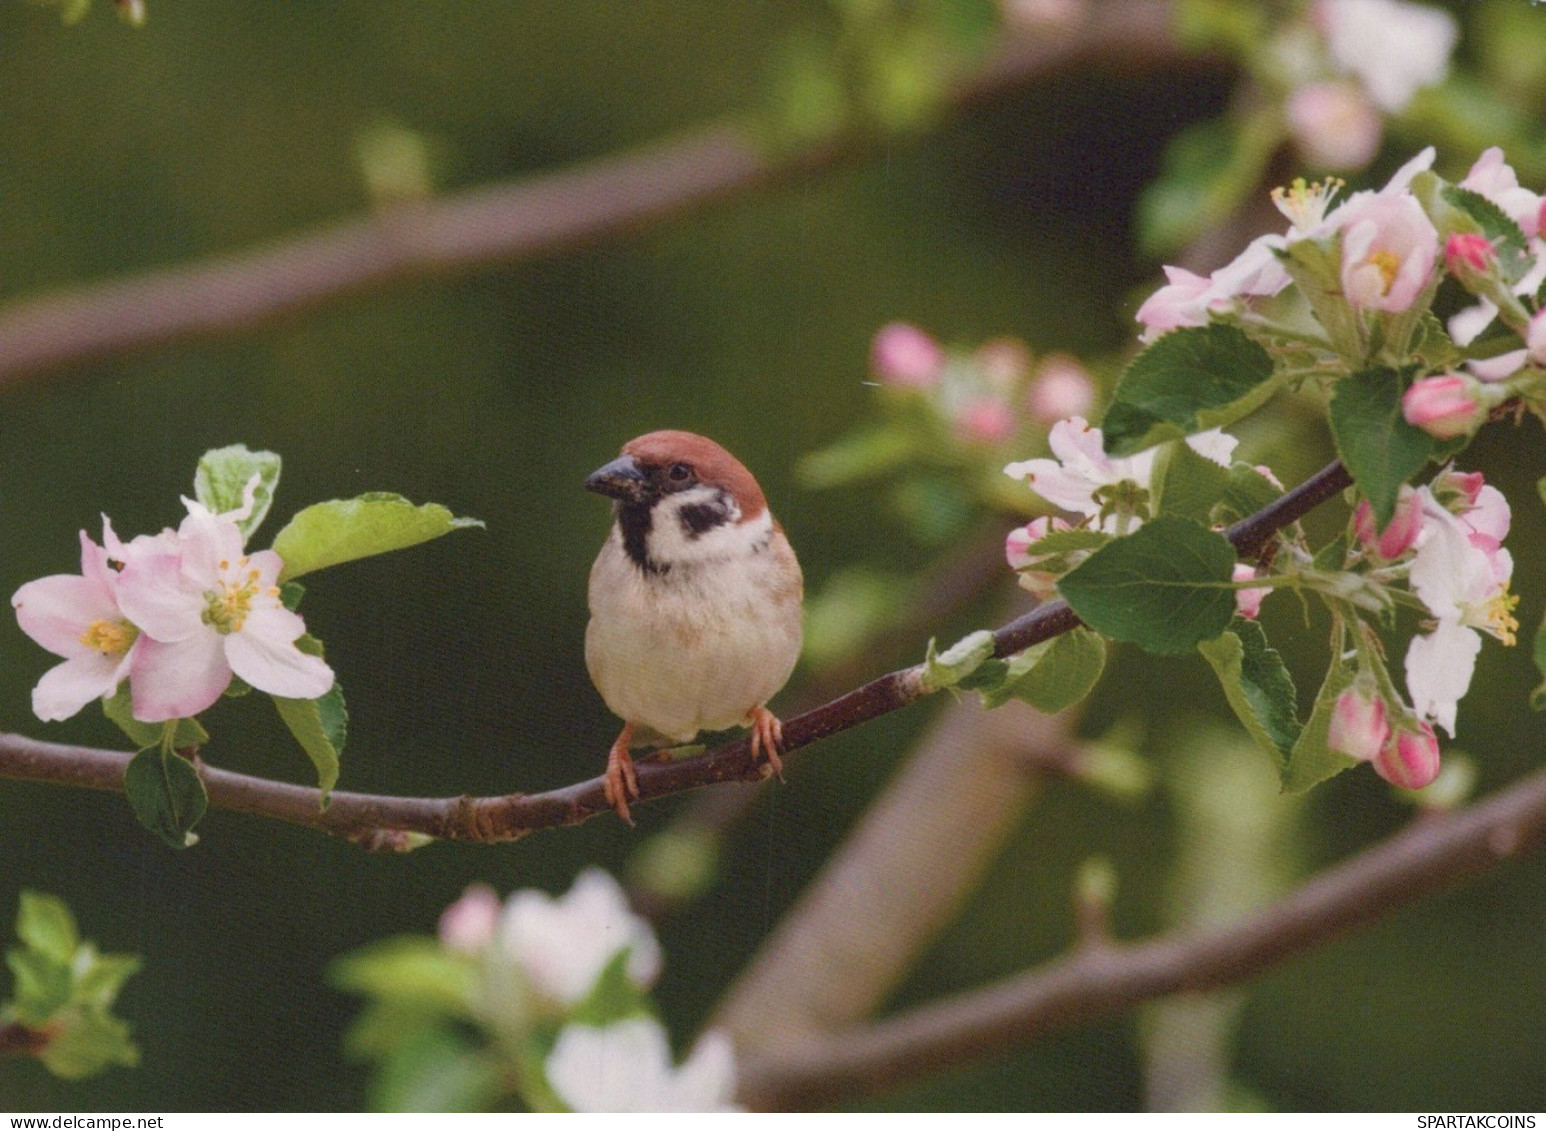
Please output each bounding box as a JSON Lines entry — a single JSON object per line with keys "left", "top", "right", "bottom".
{"left": 1314, "top": 0, "right": 1458, "bottom": 113}
{"left": 1135, "top": 235, "right": 1290, "bottom": 341}
{"left": 1004, "top": 417, "right": 1237, "bottom": 533}
{"left": 545, "top": 1019, "right": 740, "bottom": 1113}
{"left": 12, "top": 521, "right": 140, "bottom": 722}
{"left": 495, "top": 868, "right": 661, "bottom": 1005}
{"left": 1404, "top": 488, "right": 1517, "bottom": 736}
{"left": 1447, "top": 149, "right": 1546, "bottom": 346}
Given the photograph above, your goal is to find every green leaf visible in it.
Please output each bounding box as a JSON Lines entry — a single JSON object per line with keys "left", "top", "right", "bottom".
{"left": 920, "top": 629, "right": 997, "bottom": 692}
{"left": 101, "top": 688, "right": 209, "bottom": 751}
{"left": 568, "top": 949, "right": 654, "bottom": 1028}
{"left": 15, "top": 891, "right": 79, "bottom": 963}
{"left": 271, "top": 493, "right": 483, "bottom": 581}
{"left": 273, "top": 683, "right": 348, "bottom": 799}
{"left": 123, "top": 747, "right": 208, "bottom": 849}
{"left": 6, "top": 948, "right": 73, "bottom": 1025}
{"left": 1441, "top": 185, "right": 1533, "bottom": 286}
{"left": 1102, "top": 325, "right": 1276, "bottom": 457}
{"left": 1197, "top": 618, "right": 1301, "bottom": 767}
{"left": 193, "top": 444, "right": 282, "bottom": 540}
{"left": 331, "top": 937, "right": 479, "bottom": 1017}
{"left": 797, "top": 424, "right": 923, "bottom": 490}
{"left": 366, "top": 1028, "right": 501, "bottom": 1114}
{"left": 37, "top": 1009, "right": 140, "bottom": 1080}
{"left": 1023, "top": 528, "right": 1112, "bottom": 554}
{"left": 1057, "top": 516, "right": 1237, "bottom": 655}
{"left": 1282, "top": 659, "right": 1358, "bottom": 793}
{"left": 981, "top": 628, "right": 1107, "bottom": 713}
{"left": 1328, "top": 366, "right": 1433, "bottom": 527}
{"left": 71, "top": 952, "right": 142, "bottom": 1011}
{"left": 1152, "top": 440, "right": 1232, "bottom": 523}
{"left": 1216, "top": 463, "right": 1283, "bottom": 525}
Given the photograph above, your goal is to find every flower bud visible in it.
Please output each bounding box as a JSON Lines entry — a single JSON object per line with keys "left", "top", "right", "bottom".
{"left": 1005, "top": 515, "right": 1070, "bottom": 599}
{"left": 1443, "top": 232, "right": 1496, "bottom": 286}
{"left": 1352, "top": 486, "right": 1422, "bottom": 559}
{"left": 1429, "top": 466, "right": 1484, "bottom": 511}
{"left": 974, "top": 337, "right": 1032, "bottom": 392}
{"left": 1027, "top": 354, "right": 1095, "bottom": 425}
{"left": 1285, "top": 82, "right": 1381, "bottom": 172}
{"left": 956, "top": 397, "right": 1015, "bottom": 444}
{"left": 438, "top": 883, "right": 500, "bottom": 953}
{"left": 1528, "top": 307, "right": 1546, "bottom": 367}
{"left": 1233, "top": 563, "right": 1267, "bottom": 620}
{"left": 1372, "top": 722, "right": 1442, "bottom": 790}
{"left": 871, "top": 322, "right": 943, "bottom": 387}
{"left": 1401, "top": 374, "right": 1485, "bottom": 439}
{"left": 1328, "top": 688, "right": 1389, "bottom": 763}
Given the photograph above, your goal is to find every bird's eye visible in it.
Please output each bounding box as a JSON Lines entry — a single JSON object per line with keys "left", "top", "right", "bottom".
{"left": 667, "top": 463, "right": 693, "bottom": 483}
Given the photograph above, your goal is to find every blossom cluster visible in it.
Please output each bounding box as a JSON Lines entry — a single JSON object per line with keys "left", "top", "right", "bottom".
{"left": 435, "top": 870, "right": 740, "bottom": 1113}
{"left": 12, "top": 480, "right": 333, "bottom": 727}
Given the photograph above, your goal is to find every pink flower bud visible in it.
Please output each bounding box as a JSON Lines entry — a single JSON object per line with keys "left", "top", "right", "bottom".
{"left": 1285, "top": 82, "right": 1381, "bottom": 171}
{"left": 438, "top": 883, "right": 501, "bottom": 953}
{"left": 1352, "top": 486, "right": 1422, "bottom": 559}
{"left": 1401, "top": 375, "right": 1484, "bottom": 439}
{"left": 1005, "top": 515, "right": 1070, "bottom": 599}
{"left": 1027, "top": 354, "right": 1095, "bottom": 425}
{"left": 1528, "top": 308, "right": 1546, "bottom": 367}
{"left": 956, "top": 397, "right": 1015, "bottom": 444}
{"left": 1328, "top": 688, "right": 1390, "bottom": 763}
{"left": 974, "top": 337, "right": 1032, "bottom": 392}
{"left": 1233, "top": 563, "right": 1267, "bottom": 620}
{"left": 1430, "top": 467, "right": 1484, "bottom": 511}
{"left": 1444, "top": 232, "right": 1495, "bottom": 280}
{"left": 1372, "top": 722, "right": 1442, "bottom": 790}
{"left": 871, "top": 322, "right": 944, "bottom": 387}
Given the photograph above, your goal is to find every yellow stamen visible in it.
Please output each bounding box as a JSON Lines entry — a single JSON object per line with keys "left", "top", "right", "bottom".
{"left": 1485, "top": 589, "right": 1520, "bottom": 646}
{"left": 79, "top": 619, "right": 136, "bottom": 656}
{"left": 1368, "top": 249, "right": 1402, "bottom": 293}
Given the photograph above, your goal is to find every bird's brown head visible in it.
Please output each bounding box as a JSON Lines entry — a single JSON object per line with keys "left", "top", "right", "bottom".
{"left": 585, "top": 430, "right": 766, "bottom": 520}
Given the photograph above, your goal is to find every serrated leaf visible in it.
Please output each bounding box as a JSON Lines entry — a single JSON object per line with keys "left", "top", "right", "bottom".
{"left": 1441, "top": 185, "right": 1532, "bottom": 286}
{"left": 1282, "top": 659, "right": 1358, "bottom": 793}
{"left": 194, "top": 444, "right": 281, "bottom": 540}
{"left": 101, "top": 688, "right": 209, "bottom": 751}
{"left": 1152, "top": 440, "right": 1232, "bottom": 522}
{"left": 1024, "top": 528, "right": 1112, "bottom": 554}
{"left": 982, "top": 628, "right": 1107, "bottom": 713}
{"left": 1328, "top": 366, "right": 1433, "bottom": 527}
{"left": 37, "top": 1009, "right": 140, "bottom": 1080}
{"left": 1057, "top": 516, "right": 1237, "bottom": 655}
{"left": 274, "top": 682, "right": 348, "bottom": 800}
{"left": 1197, "top": 618, "right": 1301, "bottom": 767}
{"left": 16, "top": 891, "right": 79, "bottom": 963}
{"left": 920, "top": 629, "right": 997, "bottom": 692}
{"left": 1102, "top": 325, "right": 1276, "bottom": 457}
{"left": 271, "top": 493, "right": 483, "bottom": 581}
{"left": 123, "top": 747, "right": 208, "bottom": 849}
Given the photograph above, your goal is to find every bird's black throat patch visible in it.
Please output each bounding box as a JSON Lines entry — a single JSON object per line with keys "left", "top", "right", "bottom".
{"left": 678, "top": 490, "right": 733, "bottom": 539}
{"left": 617, "top": 502, "right": 659, "bottom": 574}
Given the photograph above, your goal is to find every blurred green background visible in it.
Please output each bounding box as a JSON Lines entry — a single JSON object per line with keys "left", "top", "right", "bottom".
{"left": 1, "top": 0, "right": 1543, "bottom": 1112}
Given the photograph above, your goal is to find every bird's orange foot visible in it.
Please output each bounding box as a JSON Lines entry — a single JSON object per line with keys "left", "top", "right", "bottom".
{"left": 603, "top": 724, "right": 640, "bottom": 825}
{"left": 748, "top": 705, "right": 786, "bottom": 782}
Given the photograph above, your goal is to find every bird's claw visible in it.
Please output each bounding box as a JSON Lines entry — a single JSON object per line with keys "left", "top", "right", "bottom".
{"left": 749, "top": 706, "right": 786, "bottom": 783}
{"left": 603, "top": 729, "right": 640, "bottom": 825}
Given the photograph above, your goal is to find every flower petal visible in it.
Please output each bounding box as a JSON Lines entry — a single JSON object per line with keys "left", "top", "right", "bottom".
{"left": 222, "top": 607, "right": 334, "bottom": 700}
{"left": 32, "top": 652, "right": 128, "bottom": 722}
{"left": 13, "top": 572, "right": 119, "bottom": 659}
{"left": 115, "top": 539, "right": 204, "bottom": 642}
{"left": 130, "top": 633, "right": 231, "bottom": 722}
{"left": 1404, "top": 618, "right": 1478, "bottom": 737}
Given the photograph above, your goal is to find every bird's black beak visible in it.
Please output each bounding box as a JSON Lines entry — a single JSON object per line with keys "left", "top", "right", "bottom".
{"left": 586, "top": 454, "right": 649, "bottom": 503}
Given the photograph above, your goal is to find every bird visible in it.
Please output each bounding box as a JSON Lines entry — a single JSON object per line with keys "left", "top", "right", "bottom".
{"left": 584, "top": 430, "right": 804, "bottom": 823}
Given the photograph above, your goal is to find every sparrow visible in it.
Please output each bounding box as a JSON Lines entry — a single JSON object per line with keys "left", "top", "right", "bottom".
{"left": 585, "top": 430, "right": 804, "bottom": 823}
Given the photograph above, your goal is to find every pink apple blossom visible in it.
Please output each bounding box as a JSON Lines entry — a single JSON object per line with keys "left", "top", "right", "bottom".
{"left": 1338, "top": 191, "right": 1438, "bottom": 312}
{"left": 1285, "top": 82, "right": 1382, "bottom": 171}
{"left": 1327, "top": 687, "right": 1390, "bottom": 763}
{"left": 1004, "top": 417, "right": 1237, "bottom": 533}
{"left": 955, "top": 396, "right": 1016, "bottom": 444}
{"left": 1401, "top": 375, "right": 1483, "bottom": 439}
{"left": 1460, "top": 147, "right": 1542, "bottom": 240}
{"left": 974, "top": 337, "right": 1032, "bottom": 391}
{"left": 12, "top": 521, "right": 141, "bottom": 722}
{"left": 113, "top": 494, "right": 333, "bottom": 721}
{"left": 438, "top": 883, "right": 502, "bottom": 954}
{"left": 1005, "top": 515, "right": 1073, "bottom": 599}
{"left": 1372, "top": 722, "right": 1442, "bottom": 790}
{"left": 1135, "top": 236, "right": 1289, "bottom": 341}
{"left": 1529, "top": 308, "right": 1546, "bottom": 366}
{"left": 871, "top": 322, "right": 944, "bottom": 387}
{"left": 546, "top": 1020, "right": 739, "bottom": 1113}
{"left": 1352, "top": 485, "right": 1422, "bottom": 559}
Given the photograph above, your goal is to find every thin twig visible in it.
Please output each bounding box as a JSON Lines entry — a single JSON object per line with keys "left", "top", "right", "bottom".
{"left": 0, "top": 458, "right": 1350, "bottom": 845}
{"left": 737, "top": 762, "right": 1546, "bottom": 1108}
{"left": 0, "top": 0, "right": 1183, "bottom": 386}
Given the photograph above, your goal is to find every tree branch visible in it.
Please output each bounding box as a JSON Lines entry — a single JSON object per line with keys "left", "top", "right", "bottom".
{"left": 737, "top": 763, "right": 1546, "bottom": 1109}
{"left": 0, "top": 0, "right": 1184, "bottom": 386}
{"left": 0, "top": 456, "right": 1350, "bottom": 845}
